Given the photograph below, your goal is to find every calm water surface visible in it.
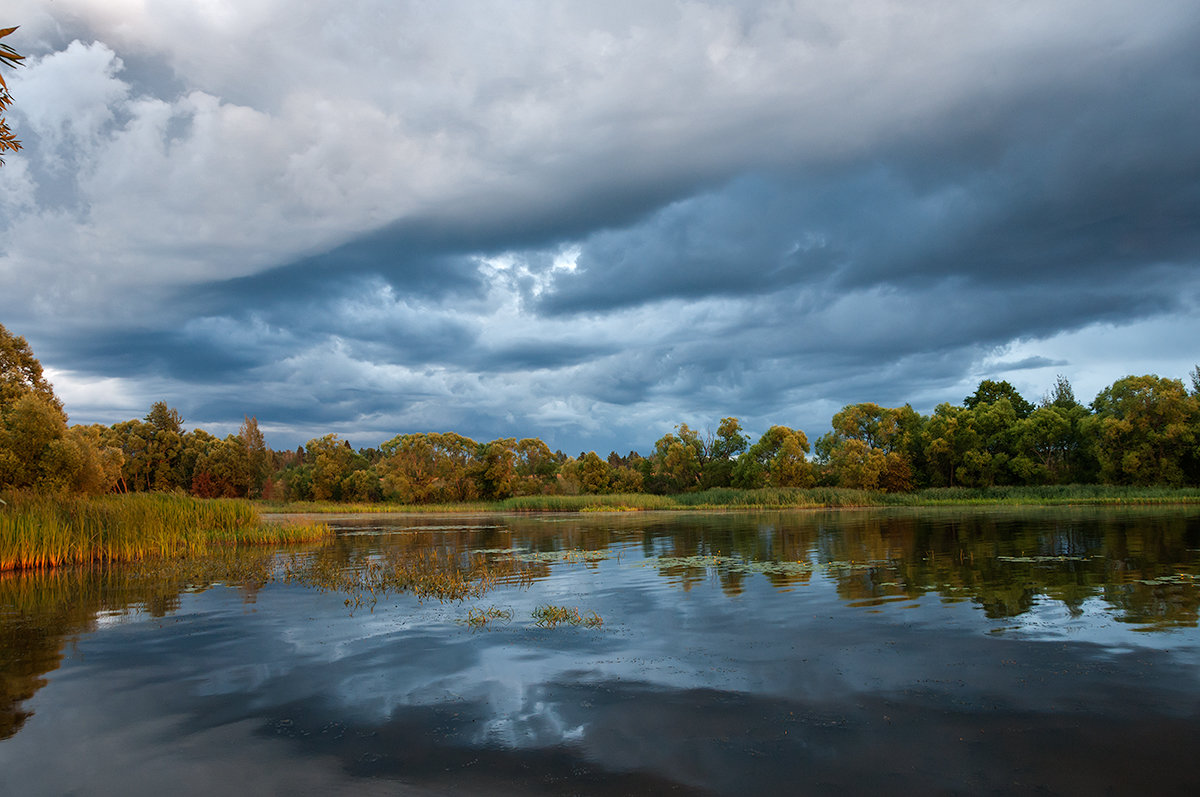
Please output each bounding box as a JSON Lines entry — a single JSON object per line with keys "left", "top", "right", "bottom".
{"left": 3, "top": 507, "right": 1200, "bottom": 795}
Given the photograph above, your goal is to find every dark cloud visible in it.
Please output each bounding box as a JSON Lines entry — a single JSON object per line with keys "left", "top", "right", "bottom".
{"left": 7, "top": 2, "right": 1200, "bottom": 452}
{"left": 194, "top": 226, "right": 489, "bottom": 310}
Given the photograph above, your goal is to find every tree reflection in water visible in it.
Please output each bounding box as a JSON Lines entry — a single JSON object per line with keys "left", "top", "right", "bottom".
{"left": 2, "top": 507, "right": 1199, "bottom": 742}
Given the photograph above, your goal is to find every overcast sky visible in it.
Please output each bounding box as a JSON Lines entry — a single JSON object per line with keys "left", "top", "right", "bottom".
{"left": 2, "top": 1, "right": 1198, "bottom": 454}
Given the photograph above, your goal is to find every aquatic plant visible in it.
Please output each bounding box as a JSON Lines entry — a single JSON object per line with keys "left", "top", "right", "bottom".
{"left": 501, "top": 493, "right": 677, "bottom": 512}
{"left": 282, "top": 547, "right": 498, "bottom": 610}
{"left": 531, "top": 604, "right": 603, "bottom": 628}
{"left": 0, "top": 493, "right": 331, "bottom": 571}
{"left": 461, "top": 605, "right": 513, "bottom": 629}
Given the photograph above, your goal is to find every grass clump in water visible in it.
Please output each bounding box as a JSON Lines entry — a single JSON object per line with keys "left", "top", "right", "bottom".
{"left": 461, "top": 605, "right": 514, "bottom": 629}
{"left": 532, "top": 604, "right": 603, "bottom": 628}
{"left": 283, "top": 548, "right": 497, "bottom": 611}
{"left": 0, "top": 493, "right": 331, "bottom": 572}
{"left": 501, "top": 494, "right": 676, "bottom": 512}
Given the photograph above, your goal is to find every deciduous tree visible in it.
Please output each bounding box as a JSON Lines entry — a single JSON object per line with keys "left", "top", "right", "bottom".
{"left": 1092, "top": 375, "right": 1198, "bottom": 486}
{"left": 733, "top": 426, "right": 813, "bottom": 488}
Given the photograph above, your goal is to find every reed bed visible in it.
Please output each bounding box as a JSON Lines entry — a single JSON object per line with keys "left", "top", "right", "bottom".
{"left": 257, "top": 499, "right": 497, "bottom": 514}
{"left": 532, "top": 604, "right": 603, "bottom": 628}
{"left": 674, "top": 487, "right": 882, "bottom": 508}
{"left": 0, "top": 493, "right": 331, "bottom": 572}
{"left": 501, "top": 493, "right": 677, "bottom": 512}
{"left": 253, "top": 485, "right": 1200, "bottom": 518}
{"left": 462, "top": 605, "right": 514, "bottom": 629}
{"left": 282, "top": 548, "right": 498, "bottom": 610}
{"left": 903, "top": 485, "right": 1200, "bottom": 505}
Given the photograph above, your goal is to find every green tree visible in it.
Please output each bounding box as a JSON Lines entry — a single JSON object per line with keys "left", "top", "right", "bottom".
{"left": 473, "top": 438, "right": 517, "bottom": 500}
{"left": 702, "top": 417, "right": 748, "bottom": 488}
{"left": 513, "top": 438, "right": 559, "bottom": 495}
{"left": 732, "top": 426, "right": 813, "bottom": 488}
{"left": 0, "top": 394, "right": 67, "bottom": 490}
{"left": 1011, "top": 402, "right": 1096, "bottom": 484}
{"left": 120, "top": 402, "right": 187, "bottom": 491}
{"left": 960, "top": 398, "right": 1020, "bottom": 486}
{"left": 1091, "top": 375, "right": 1198, "bottom": 485}
{"left": 1, "top": 324, "right": 63, "bottom": 417}
{"left": 816, "top": 403, "right": 919, "bottom": 491}
{"left": 1043, "top": 374, "right": 1081, "bottom": 409}
{"left": 578, "top": 451, "right": 612, "bottom": 494}
{"left": 238, "top": 416, "right": 270, "bottom": 497}
{"left": 649, "top": 424, "right": 705, "bottom": 493}
{"left": 964, "top": 379, "right": 1034, "bottom": 420}
{"left": 339, "top": 467, "right": 381, "bottom": 502}
{"left": 923, "top": 404, "right": 980, "bottom": 487}
{"left": 378, "top": 432, "right": 479, "bottom": 503}
{"left": 0, "top": 326, "right": 122, "bottom": 494}
{"left": 191, "top": 436, "right": 250, "bottom": 498}
{"left": 306, "top": 435, "right": 357, "bottom": 501}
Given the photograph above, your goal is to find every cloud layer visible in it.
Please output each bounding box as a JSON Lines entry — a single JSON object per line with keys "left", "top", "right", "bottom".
{"left": 3, "top": 1, "right": 1198, "bottom": 452}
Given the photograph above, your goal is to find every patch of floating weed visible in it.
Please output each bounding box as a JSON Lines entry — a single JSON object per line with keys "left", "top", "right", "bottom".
{"left": 532, "top": 604, "right": 603, "bottom": 628}
{"left": 461, "top": 605, "right": 514, "bottom": 629}
{"left": 283, "top": 548, "right": 498, "bottom": 612}
{"left": 1134, "top": 573, "right": 1198, "bottom": 585}
{"left": 509, "top": 549, "right": 610, "bottom": 564}
{"left": 996, "top": 555, "right": 1103, "bottom": 563}
{"left": 639, "top": 555, "right": 819, "bottom": 577}
{"left": 129, "top": 549, "right": 280, "bottom": 590}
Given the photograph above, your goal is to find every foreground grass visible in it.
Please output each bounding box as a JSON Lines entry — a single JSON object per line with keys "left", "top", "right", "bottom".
{"left": 259, "top": 485, "right": 1200, "bottom": 516}
{"left": 0, "top": 493, "right": 331, "bottom": 571}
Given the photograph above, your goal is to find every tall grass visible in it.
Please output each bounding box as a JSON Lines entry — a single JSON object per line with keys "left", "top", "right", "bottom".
{"left": 0, "top": 493, "right": 331, "bottom": 572}
{"left": 676, "top": 485, "right": 1200, "bottom": 508}
{"left": 258, "top": 499, "right": 498, "bottom": 514}
{"left": 500, "top": 493, "right": 678, "bottom": 512}
{"left": 674, "top": 487, "right": 885, "bottom": 508}
{"left": 255, "top": 485, "right": 1200, "bottom": 516}
{"left": 894, "top": 485, "right": 1200, "bottom": 505}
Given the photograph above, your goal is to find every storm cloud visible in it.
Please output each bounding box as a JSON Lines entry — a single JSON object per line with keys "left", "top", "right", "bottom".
{"left": 2, "top": 1, "right": 1198, "bottom": 453}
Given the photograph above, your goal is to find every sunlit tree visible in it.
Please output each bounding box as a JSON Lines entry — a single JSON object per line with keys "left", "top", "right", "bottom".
{"left": 816, "top": 403, "right": 919, "bottom": 491}
{"left": 1091, "top": 375, "right": 1198, "bottom": 486}
{"left": 732, "top": 426, "right": 813, "bottom": 488}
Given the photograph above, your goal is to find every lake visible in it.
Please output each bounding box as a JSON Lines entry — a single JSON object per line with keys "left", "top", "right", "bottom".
{"left": 3, "top": 506, "right": 1200, "bottom": 794}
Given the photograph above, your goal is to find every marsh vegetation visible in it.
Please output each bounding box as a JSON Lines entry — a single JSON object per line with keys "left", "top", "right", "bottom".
{"left": 0, "top": 493, "right": 329, "bottom": 571}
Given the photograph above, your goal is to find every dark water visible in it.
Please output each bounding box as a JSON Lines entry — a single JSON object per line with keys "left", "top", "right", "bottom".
{"left": 4, "top": 507, "right": 1200, "bottom": 795}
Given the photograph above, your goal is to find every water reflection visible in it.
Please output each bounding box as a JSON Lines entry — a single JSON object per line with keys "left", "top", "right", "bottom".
{"left": 307, "top": 507, "right": 1200, "bottom": 629}
{"left": 3, "top": 507, "right": 1200, "bottom": 794}
{"left": 0, "top": 552, "right": 278, "bottom": 740}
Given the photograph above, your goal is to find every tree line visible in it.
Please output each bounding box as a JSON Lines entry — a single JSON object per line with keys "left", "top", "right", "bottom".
{"left": 3, "top": 324, "right": 1200, "bottom": 501}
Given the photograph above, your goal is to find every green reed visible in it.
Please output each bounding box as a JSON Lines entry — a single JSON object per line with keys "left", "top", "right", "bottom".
{"left": 282, "top": 547, "right": 498, "bottom": 610}
{"left": 0, "top": 493, "right": 331, "bottom": 571}
{"left": 501, "top": 493, "right": 677, "bottom": 512}
{"left": 462, "top": 605, "right": 514, "bottom": 629}
{"left": 256, "top": 485, "right": 1200, "bottom": 518}
{"left": 532, "top": 604, "right": 603, "bottom": 628}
